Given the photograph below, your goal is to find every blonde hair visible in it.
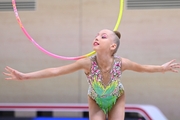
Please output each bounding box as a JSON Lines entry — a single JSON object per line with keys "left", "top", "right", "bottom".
{"left": 112, "top": 31, "right": 121, "bottom": 55}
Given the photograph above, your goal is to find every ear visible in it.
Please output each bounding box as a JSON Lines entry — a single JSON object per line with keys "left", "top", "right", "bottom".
{"left": 110, "top": 43, "right": 117, "bottom": 50}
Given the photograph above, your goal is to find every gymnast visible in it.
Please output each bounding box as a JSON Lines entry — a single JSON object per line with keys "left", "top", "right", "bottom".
{"left": 4, "top": 29, "right": 180, "bottom": 120}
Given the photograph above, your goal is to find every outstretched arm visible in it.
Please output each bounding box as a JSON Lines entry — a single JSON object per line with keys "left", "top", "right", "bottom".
{"left": 121, "top": 58, "right": 180, "bottom": 73}
{"left": 3, "top": 58, "right": 90, "bottom": 80}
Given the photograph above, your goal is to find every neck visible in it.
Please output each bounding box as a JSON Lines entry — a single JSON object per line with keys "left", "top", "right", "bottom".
{"left": 96, "top": 53, "right": 114, "bottom": 69}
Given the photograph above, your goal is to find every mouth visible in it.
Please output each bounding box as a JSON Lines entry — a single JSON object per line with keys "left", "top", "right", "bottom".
{"left": 93, "top": 42, "right": 99, "bottom": 46}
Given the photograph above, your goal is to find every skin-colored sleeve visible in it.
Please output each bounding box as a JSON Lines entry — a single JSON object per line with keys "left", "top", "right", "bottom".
{"left": 24, "top": 58, "right": 91, "bottom": 80}
{"left": 4, "top": 58, "right": 91, "bottom": 80}
{"left": 121, "top": 57, "right": 164, "bottom": 73}
{"left": 121, "top": 57, "right": 180, "bottom": 73}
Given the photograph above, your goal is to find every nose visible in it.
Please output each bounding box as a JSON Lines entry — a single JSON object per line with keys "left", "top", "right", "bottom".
{"left": 95, "top": 35, "right": 99, "bottom": 41}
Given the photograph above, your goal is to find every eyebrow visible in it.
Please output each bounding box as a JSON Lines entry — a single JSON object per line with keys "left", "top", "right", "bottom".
{"left": 101, "top": 33, "right": 108, "bottom": 37}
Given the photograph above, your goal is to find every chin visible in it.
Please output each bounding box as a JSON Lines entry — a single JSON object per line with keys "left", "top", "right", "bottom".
{"left": 93, "top": 46, "right": 98, "bottom": 51}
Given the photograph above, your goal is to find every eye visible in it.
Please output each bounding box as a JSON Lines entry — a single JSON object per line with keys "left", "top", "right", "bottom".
{"left": 102, "top": 36, "right": 106, "bottom": 39}
{"left": 102, "top": 34, "right": 107, "bottom": 39}
{"left": 101, "top": 33, "right": 108, "bottom": 39}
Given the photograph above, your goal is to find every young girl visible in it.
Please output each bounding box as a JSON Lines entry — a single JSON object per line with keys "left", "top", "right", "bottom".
{"left": 4, "top": 29, "right": 180, "bottom": 120}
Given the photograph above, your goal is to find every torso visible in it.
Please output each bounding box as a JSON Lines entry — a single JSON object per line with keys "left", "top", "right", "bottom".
{"left": 85, "top": 55, "right": 124, "bottom": 114}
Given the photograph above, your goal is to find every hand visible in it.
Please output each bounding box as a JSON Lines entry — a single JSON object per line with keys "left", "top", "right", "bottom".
{"left": 162, "top": 59, "right": 180, "bottom": 73}
{"left": 3, "top": 66, "right": 25, "bottom": 80}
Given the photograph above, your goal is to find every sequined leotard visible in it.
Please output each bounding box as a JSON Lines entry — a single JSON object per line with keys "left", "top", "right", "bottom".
{"left": 86, "top": 56, "right": 124, "bottom": 114}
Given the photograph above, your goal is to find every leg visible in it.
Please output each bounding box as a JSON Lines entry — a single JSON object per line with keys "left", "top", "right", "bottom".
{"left": 88, "top": 96, "right": 106, "bottom": 120}
{"left": 108, "top": 93, "right": 125, "bottom": 120}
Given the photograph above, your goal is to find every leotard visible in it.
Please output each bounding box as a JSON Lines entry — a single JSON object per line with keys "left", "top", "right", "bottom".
{"left": 86, "top": 55, "right": 124, "bottom": 114}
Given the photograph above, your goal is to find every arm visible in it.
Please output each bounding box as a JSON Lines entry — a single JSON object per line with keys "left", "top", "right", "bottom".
{"left": 121, "top": 58, "right": 180, "bottom": 73}
{"left": 3, "top": 58, "right": 90, "bottom": 80}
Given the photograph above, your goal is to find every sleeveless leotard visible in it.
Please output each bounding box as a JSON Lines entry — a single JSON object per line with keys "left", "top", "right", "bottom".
{"left": 86, "top": 55, "right": 124, "bottom": 114}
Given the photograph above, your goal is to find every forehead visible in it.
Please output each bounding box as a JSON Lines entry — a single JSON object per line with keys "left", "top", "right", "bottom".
{"left": 99, "top": 29, "right": 114, "bottom": 36}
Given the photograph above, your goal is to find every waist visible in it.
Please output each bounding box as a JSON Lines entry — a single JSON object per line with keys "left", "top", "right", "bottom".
{"left": 88, "top": 82, "right": 124, "bottom": 99}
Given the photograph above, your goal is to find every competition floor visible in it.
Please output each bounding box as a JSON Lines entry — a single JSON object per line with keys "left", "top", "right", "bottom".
{"left": 0, "top": 118, "right": 89, "bottom": 120}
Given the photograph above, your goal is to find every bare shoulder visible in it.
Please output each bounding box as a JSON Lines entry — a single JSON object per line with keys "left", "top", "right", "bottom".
{"left": 121, "top": 57, "right": 131, "bottom": 71}
{"left": 121, "top": 57, "right": 144, "bottom": 72}
{"left": 76, "top": 57, "right": 91, "bottom": 73}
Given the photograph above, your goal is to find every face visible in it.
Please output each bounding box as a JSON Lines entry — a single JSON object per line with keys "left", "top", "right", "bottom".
{"left": 93, "top": 29, "right": 116, "bottom": 53}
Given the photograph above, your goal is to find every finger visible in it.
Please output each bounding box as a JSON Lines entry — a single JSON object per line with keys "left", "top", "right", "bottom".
{"left": 175, "top": 63, "right": 180, "bottom": 66}
{"left": 5, "top": 66, "right": 15, "bottom": 72}
{"left": 173, "top": 66, "right": 180, "bottom": 68}
{"left": 5, "top": 77, "right": 13, "bottom": 80}
{"left": 169, "top": 59, "right": 176, "bottom": 64}
{"left": 3, "top": 72, "right": 12, "bottom": 76}
{"left": 171, "top": 63, "right": 180, "bottom": 68}
{"left": 5, "top": 67, "right": 17, "bottom": 75}
{"left": 5, "top": 67, "right": 13, "bottom": 73}
{"left": 171, "top": 69, "right": 178, "bottom": 73}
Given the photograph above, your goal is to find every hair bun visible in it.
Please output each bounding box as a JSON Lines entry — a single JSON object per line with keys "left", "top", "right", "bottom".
{"left": 113, "top": 31, "right": 121, "bottom": 39}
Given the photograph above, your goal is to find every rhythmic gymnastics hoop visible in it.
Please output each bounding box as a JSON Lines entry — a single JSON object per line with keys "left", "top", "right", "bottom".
{"left": 12, "top": 0, "right": 124, "bottom": 60}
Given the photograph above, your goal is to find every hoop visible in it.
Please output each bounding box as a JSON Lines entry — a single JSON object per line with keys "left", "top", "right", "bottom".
{"left": 12, "top": 0, "right": 124, "bottom": 60}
